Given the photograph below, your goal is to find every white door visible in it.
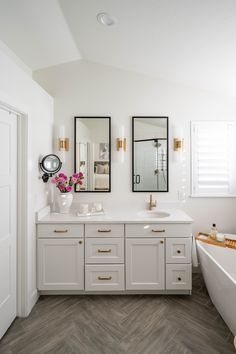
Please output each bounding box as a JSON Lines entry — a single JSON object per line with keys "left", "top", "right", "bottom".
{"left": 37, "top": 238, "right": 84, "bottom": 290}
{"left": 0, "top": 109, "right": 17, "bottom": 339}
{"left": 126, "top": 238, "right": 165, "bottom": 290}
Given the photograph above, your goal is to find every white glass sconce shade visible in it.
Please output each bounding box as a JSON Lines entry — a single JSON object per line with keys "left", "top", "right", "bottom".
{"left": 115, "top": 125, "right": 126, "bottom": 163}
{"left": 173, "top": 126, "right": 184, "bottom": 162}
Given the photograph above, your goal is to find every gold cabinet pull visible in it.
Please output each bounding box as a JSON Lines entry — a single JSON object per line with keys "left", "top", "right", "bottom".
{"left": 79, "top": 240, "right": 83, "bottom": 244}
{"left": 98, "top": 276, "right": 112, "bottom": 281}
{"left": 97, "top": 229, "right": 111, "bottom": 233}
{"left": 152, "top": 229, "right": 165, "bottom": 233}
{"left": 160, "top": 240, "right": 164, "bottom": 244}
{"left": 54, "top": 229, "right": 68, "bottom": 233}
{"left": 97, "top": 249, "right": 112, "bottom": 253}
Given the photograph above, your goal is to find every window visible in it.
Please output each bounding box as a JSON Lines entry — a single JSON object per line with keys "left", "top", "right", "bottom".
{"left": 191, "top": 121, "right": 236, "bottom": 197}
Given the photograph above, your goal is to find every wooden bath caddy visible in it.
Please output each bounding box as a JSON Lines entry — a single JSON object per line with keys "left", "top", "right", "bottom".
{"left": 196, "top": 233, "right": 236, "bottom": 250}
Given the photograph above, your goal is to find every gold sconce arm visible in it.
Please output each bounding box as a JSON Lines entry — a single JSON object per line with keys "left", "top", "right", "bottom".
{"left": 174, "top": 138, "right": 184, "bottom": 151}
{"left": 116, "top": 138, "right": 127, "bottom": 151}
{"left": 59, "top": 138, "right": 69, "bottom": 151}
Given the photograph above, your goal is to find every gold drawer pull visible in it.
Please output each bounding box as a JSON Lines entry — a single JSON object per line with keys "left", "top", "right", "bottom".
{"left": 152, "top": 229, "right": 165, "bottom": 233}
{"left": 97, "top": 229, "right": 111, "bottom": 233}
{"left": 54, "top": 229, "right": 68, "bottom": 233}
{"left": 160, "top": 240, "right": 164, "bottom": 244}
{"left": 98, "top": 276, "right": 112, "bottom": 281}
{"left": 98, "top": 249, "right": 112, "bottom": 253}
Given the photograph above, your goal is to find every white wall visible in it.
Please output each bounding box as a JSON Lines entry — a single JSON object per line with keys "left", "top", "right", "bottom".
{"left": 34, "top": 60, "right": 236, "bottom": 235}
{"left": 0, "top": 44, "right": 54, "bottom": 315}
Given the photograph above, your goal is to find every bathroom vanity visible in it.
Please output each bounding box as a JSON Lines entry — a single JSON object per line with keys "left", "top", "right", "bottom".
{"left": 36, "top": 208, "right": 193, "bottom": 295}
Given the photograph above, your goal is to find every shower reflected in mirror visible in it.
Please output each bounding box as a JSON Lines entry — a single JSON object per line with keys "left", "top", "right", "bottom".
{"left": 132, "top": 117, "right": 168, "bottom": 192}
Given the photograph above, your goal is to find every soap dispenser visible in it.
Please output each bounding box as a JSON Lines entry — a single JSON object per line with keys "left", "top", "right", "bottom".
{"left": 210, "top": 223, "right": 217, "bottom": 240}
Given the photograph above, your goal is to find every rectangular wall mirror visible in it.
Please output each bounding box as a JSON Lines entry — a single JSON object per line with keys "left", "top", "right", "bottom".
{"left": 132, "top": 116, "right": 168, "bottom": 192}
{"left": 74, "top": 117, "right": 111, "bottom": 192}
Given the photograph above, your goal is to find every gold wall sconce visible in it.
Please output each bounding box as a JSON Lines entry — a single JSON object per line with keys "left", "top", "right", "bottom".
{"left": 116, "top": 138, "right": 127, "bottom": 151}
{"left": 115, "top": 125, "right": 126, "bottom": 163}
{"left": 173, "top": 126, "right": 184, "bottom": 163}
{"left": 58, "top": 125, "right": 69, "bottom": 152}
{"left": 173, "top": 127, "right": 185, "bottom": 163}
{"left": 174, "top": 138, "right": 184, "bottom": 152}
{"left": 59, "top": 138, "right": 69, "bottom": 151}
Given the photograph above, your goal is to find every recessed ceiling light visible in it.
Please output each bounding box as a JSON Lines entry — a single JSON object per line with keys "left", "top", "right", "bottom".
{"left": 97, "top": 13, "right": 117, "bottom": 26}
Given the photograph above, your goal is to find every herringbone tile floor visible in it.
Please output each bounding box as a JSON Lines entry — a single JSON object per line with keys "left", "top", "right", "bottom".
{"left": 0, "top": 274, "right": 235, "bottom": 354}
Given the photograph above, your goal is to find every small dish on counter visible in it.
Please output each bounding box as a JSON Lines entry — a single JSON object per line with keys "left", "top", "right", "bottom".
{"left": 76, "top": 210, "right": 105, "bottom": 217}
{"left": 77, "top": 201, "right": 104, "bottom": 216}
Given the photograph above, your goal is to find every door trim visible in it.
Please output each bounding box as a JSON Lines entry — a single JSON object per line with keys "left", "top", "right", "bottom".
{"left": 0, "top": 101, "right": 28, "bottom": 317}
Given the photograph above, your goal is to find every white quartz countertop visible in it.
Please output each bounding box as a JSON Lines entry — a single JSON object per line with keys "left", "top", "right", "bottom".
{"left": 36, "top": 207, "right": 193, "bottom": 224}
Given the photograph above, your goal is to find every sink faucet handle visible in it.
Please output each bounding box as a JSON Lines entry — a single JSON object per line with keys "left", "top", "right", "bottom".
{"left": 149, "top": 194, "right": 157, "bottom": 210}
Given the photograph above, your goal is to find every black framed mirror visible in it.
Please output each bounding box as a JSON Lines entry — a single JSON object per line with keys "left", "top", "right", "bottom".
{"left": 74, "top": 117, "right": 111, "bottom": 192}
{"left": 39, "top": 154, "right": 62, "bottom": 182}
{"left": 132, "top": 116, "right": 169, "bottom": 192}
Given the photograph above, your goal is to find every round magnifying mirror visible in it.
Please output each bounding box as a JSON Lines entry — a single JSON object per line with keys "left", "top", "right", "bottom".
{"left": 42, "top": 155, "right": 61, "bottom": 172}
{"left": 40, "top": 154, "right": 62, "bottom": 182}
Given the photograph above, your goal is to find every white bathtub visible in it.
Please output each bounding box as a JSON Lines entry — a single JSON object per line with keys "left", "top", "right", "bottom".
{"left": 197, "top": 240, "right": 236, "bottom": 335}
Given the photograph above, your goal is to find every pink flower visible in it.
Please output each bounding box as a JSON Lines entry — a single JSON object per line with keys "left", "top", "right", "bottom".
{"left": 71, "top": 177, "right": 77, "bottom": 183}
{"left": 72, "top": 173, "right": 79, "bottom": 179}
{"left": 59, "top": 173, "right": 67, "bottom": 180}
{"left": 58, "top": 184, "right": 65, "bottom": 191}
{"left": 57, "top": 178, "right": 64, "bottom": 184}
{"left": 78, "top": 172, "right": 84, "bottom": 178}
{"left": 66, "top": 186, "right": 72, "bottom": 192}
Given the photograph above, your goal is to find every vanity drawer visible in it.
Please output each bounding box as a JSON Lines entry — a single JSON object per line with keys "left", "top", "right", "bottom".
{"left": 125, "top": 224, "right": 191, "bottom": 238}
{"left": 85, "top": 224, "right": 124, "bottom": 238}
{"left": 85, "top": 264, "right": 124, "bottom": 291}
{"left": 166, "top": 238, "right": 192, "bottom": 264}
{"left": 85, "top": 238, "right": 124, "bottom": 264}
{"left": 166, "top": 264, "right": 192, "bottom": 290}
{"left": 37, "top": 224, "right": 84, "bottom": 238}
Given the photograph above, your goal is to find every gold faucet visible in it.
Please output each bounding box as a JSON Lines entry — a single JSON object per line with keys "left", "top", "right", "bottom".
{"left": 149, "top": 194, "right": 157, "bottom": 210}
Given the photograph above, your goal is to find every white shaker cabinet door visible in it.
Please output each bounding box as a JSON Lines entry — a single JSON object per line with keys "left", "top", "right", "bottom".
{"left": 126, "top": 238, "right": 165, "bottom": 290}
{"left": 166, "top": 238, "right": 192, "bottom": 264}
{"left": 166, "top": 264, "right": 192, "bottom": 290}
{"left": 37, "top": 238, "right": 84, "bottom": 290}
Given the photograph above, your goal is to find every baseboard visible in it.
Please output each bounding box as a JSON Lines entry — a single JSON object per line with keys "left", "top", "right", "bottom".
{"left": 27, "top": 289, "right": 39, "bottom": 316}
{"left": 39, "top": 290, "right": 191, "bottom": 295}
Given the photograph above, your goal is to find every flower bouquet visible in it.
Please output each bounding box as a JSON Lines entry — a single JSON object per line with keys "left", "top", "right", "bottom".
{"left": 51, "top": 172, "right": 84, "bottom": 213}
{"left": 51, "top": 172, "right": 84, "bottom": 192}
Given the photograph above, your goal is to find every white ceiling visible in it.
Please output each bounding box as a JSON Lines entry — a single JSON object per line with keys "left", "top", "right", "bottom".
{"left": 1, "top": 0, "right": 236, "bottom": 96}
{"left": 0, "top": 0, "right": 81, "bottom": 70}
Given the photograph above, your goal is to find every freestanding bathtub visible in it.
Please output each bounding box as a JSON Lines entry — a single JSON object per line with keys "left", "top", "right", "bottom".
{"left": 197, "top": 240, "right": 236, "bottom": 336}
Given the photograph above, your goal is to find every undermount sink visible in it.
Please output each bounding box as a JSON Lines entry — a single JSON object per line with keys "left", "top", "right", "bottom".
{"left": 137, "top": 210, "right": 170, "bottom": 219}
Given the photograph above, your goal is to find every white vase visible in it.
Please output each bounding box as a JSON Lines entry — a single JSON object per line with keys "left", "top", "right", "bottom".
{"left": 57, "top": 193, "right": 73, "bottom": 214}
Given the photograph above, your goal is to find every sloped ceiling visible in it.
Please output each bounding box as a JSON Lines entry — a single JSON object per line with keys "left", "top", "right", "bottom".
{"left": 1, "top": 0, "right": 236, "bottom": 96}
{"left": 0, "top": 0, "right": 81, "bottom": 70}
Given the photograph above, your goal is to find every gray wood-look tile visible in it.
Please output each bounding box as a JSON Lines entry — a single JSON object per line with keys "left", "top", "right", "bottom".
{"left": 0, "top": 274, "right": 235, "bottom": 354}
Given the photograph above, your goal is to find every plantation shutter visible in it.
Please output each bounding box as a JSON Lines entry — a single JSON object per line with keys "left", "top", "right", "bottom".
{"left": 191, "top": 121, "right": 236, "bottom": 197}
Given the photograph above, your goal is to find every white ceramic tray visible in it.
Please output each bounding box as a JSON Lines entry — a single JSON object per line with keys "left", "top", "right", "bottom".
{"left": 76, "top": 210, "right": 105, "bottom": 217}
